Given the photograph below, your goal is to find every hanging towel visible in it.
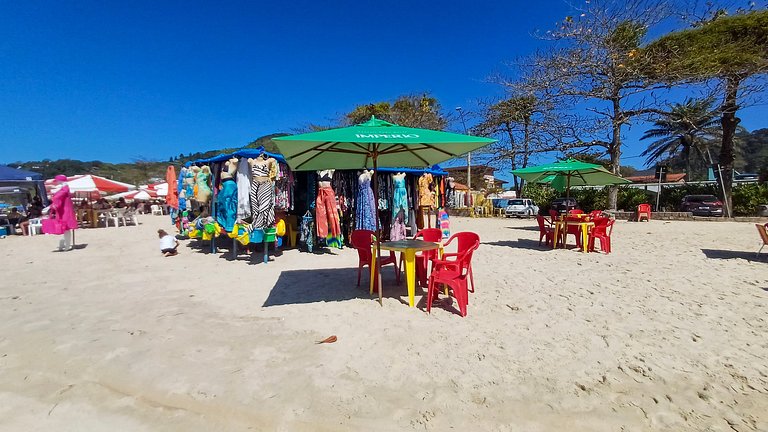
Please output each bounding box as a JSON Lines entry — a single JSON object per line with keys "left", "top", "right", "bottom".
{"left": 236, "top": 158, "right": 252, "bottom": 219}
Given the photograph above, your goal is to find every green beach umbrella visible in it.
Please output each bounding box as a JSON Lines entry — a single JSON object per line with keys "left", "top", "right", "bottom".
{"left": 272, "top": 116, "right": 495, "bottom": 305}
{"left": 512, "top": 158, "right": 631, "bottom": 196}
{"left": 272, "top": 116, "right": 495, "bottom": 171}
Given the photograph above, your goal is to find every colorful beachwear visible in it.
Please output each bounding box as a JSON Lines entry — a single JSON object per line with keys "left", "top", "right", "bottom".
{"left": 355, "top": 172, "right": 377, "bottom": 231}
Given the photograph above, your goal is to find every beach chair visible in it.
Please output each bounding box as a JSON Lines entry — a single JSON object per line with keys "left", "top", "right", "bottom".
{"left": 588, "top": 217, "right": 614, "bottom": 253}
{"left": 124, "top": 209, "right": 139, "bottom": 226}
{"left": 637, "top": 203, "right": 651, "bottom": 222}
{"left": 398, "top": 228, "right": 442, "bottom": 288}
{"left": 426, "top": 232, "right": 479, "bottom": 317}
{"left": 756, "top": 224, "right": 768, "bottom": 257}
{"left": 536, "top": 215, "right": 554, "bottom": 247}
{"left": 28, "top": 218, "right": 43, "bottom": 236}
{"left": 437, "top": 232, "right": 479, "bottom": 294}
{"left": 350, "top": 230, "right": 400, "bottom": 293}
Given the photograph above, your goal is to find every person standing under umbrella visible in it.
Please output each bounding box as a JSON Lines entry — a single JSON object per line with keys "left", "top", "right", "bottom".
{"left": 42, "top": 174, "right": 78, "bottom": 251}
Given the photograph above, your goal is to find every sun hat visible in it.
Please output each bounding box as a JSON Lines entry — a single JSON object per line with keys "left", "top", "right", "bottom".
{"left": 54, "top": 174, "right": 67, "bottom": 182}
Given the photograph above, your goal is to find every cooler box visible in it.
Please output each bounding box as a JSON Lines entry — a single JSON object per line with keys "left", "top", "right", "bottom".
{"left": 0, "top": 227, "right": 7, "bottom": 237}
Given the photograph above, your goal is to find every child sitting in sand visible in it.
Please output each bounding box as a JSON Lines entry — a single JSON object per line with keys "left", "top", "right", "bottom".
{"left": 158, "top": 229, "right": 179, "bottom": 257}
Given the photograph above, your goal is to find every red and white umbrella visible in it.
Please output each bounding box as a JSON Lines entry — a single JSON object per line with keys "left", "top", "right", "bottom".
{"left": 46, "top": 175, "right": 136, "bottom": 194}
{"left": 144, "top": 182, "right": 168, "bottom": 197}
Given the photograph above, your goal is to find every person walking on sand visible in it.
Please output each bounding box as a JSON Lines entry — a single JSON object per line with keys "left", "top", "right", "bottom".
{"left": 158, "top": 229, "right": 179, "bottom": 257}
{"left": 42, "top": 175, "right": 78, "bottom": 251}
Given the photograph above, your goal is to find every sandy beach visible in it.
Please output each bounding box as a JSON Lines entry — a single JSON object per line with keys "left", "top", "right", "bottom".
{"left": 1, "top": 215, "right": 767, "bottom": 431}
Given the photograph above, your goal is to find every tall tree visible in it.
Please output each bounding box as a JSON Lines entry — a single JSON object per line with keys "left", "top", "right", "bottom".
{"left": 644, "top": 10, "right": 768, "bottom": 216}
{"left": 518, "top": 0, "right": 672, "bottom": 209}
{"left": 344, "top": 94, "right": 448, "bottom": 130}
{"left": 640, "top": 98, "right": 720, "bottom": 178}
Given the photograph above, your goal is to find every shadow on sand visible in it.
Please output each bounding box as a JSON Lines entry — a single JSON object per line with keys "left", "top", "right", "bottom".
{"left": 701, "top": 248, "right": 766, "bottom": 263}
{"left": 52, "top": 243, "right": 88, "bottom": 252}
{"left": 505, "top": 225, "right": 540, "bottom": 232}
{"left": 263, "top": 267, "right": 413, "bottom": 307}
{"left": 483, "top": 238, "right": 551, "bottom": 251}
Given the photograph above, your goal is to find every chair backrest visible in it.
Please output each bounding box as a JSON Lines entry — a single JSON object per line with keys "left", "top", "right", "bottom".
{"left": 549, "top": 209, "right": 559, "bottom": 220}
{"left": 638, "top": 203, "right": 651, "bottom": 214}
{"left": 350, "top": 229, "right": 375, "bottom": 262}
{"left": 414, "top": 228, "right": 442, "bottom": 242}
{"left": 535, "top": 215, "right": 549, "bottom": 234}
{"left": 588, "top": 210, "right": 603, "bottom": 219}
{"left": 756, "top": 224, "right": 768, "bottom": 245}
{"left": 568, "top": 209, "right": 584, "bottom": 215}
{"left": 151, "top": 204, "right": 160, "bottom": 211}
{"left": 444, "top": 231, "right": 480, "bottom": 271}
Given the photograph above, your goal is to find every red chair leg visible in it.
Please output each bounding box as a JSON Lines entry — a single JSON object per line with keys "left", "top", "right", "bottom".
{"left": 426, "top": 276, "right": 436, "bottom": 314}
{"left": 468, "top": 264, "right": 475, "bottom": 293}
{"left": 357, "top": 264, "right": 363, "bottom": 286}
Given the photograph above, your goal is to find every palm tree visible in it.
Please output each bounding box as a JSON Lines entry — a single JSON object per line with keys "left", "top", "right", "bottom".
{"left": 641, "top": 98, "right": 720, "bottom": 179}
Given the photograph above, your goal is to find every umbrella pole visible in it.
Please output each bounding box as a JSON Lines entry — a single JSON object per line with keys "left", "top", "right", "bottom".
{"left": 372, "top": 153, "right": 384, "bottom": 306}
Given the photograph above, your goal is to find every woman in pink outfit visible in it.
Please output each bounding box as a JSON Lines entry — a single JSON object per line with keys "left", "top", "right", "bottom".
{"left": 42, "top": 174, "right": 78, "bottom": 251}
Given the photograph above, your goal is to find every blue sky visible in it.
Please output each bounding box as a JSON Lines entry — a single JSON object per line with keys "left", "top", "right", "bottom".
{"left": 1, "top": 1, "right": 765, "bottom": 171}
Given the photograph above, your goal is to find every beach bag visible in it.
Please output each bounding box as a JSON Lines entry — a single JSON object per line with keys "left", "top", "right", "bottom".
{"left": 42, "top": 217, "right": 66, "bottom": 235}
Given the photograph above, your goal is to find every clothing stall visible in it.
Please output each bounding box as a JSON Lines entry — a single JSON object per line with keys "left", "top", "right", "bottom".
{"left": 173, "top": 148, "right": 450, "bottom": 261}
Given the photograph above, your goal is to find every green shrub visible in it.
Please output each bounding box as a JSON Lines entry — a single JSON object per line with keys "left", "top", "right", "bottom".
{"left": 521, "top": 184, "right": 558, "bottom": 212}
{"left": 732, "top": 183, "right": 768, "bottom": 216}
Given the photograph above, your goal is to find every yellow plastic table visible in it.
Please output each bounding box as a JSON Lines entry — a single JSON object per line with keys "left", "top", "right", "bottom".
{"left": 553, "top": 219, "right": 595, "bottom": 252}
{"left": 372, "top": 239, "right": 441, "bottom": 307}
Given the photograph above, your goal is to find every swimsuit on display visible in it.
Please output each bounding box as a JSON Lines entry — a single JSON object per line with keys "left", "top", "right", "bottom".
{"left": 392, "top": 175, "right": 408, "bottom": 224}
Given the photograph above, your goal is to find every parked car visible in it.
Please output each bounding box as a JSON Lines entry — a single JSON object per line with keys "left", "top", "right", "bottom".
{"left": 550, "top": 197, "right": 578, "bottom": 214}
{"left": 680, "top": 195, "right": 723, "bottom": 216}
{"left": 734, "top": 172, "right": 759, "bottom": 181}
{"left": 505, "top": 198, "right": 539, "bottom": 218}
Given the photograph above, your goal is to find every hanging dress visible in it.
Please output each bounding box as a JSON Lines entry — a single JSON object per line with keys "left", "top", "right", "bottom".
{"left": 250, "top": 160, "right": 275, "bottom": 229}
{"left": 355, "top": 172, "right": 377, "bottom": 231}
{"left": 215, "top": 178, "right": 238, "bottom": 232}
{"left": 236, "top": 158, "right": 252, "bottom": 219}
{"left": 392, "top": 175, "right": 408, "bottom": 224}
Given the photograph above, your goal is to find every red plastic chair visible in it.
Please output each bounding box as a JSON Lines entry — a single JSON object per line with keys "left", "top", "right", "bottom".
{"left": 398, "top": 228, "right": 443, "bottom": 287}
{"left": 549, "top": 209, "right": 560, "bottom": 221}
{"left": 439, "top": 232, "right": 479, "bottom": 293}
{"left": 536, "top": 215, "right": 554, "bottom": 247}
{"left": 427, "top": 232, "right": 480, "bottom": 317}
{"left": 588, "top": 210, "right": 604, "bottom": 219}
{"left": 568, "top": 209, "right": 584, "bottom": 215}
{"left": 588, "top": 217, "right": 614, "bottom": 253}
{"left": 350, "top": 229, "right": 400, "bottom": 292}
{"left": 637, "top": 203, "right": 651, "bottom": 222}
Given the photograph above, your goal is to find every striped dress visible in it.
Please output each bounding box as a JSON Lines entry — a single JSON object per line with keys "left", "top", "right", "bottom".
{"left": 250, "top": 160, "right": 275, "bottom": 228}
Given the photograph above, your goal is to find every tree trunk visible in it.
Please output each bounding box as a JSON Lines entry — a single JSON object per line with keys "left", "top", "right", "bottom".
{"left": 719, "top": 76, "right": 741, "bottom": 218}
{"left": 608, "top": 101, "right": 622, "bottom": 210}
{"left": 683, "top": 136, "right": 692, "bottom": 182}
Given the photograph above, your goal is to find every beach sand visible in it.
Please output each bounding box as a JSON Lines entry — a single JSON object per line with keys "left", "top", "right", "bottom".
{"left": 1, "top": 215, "right": 767, "bottom": 431}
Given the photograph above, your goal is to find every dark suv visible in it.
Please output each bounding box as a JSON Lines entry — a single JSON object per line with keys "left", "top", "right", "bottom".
{"left": 550, "top": 197, "right": 578, "bottom": 214}
{"left": 680, "top": 195, "right": 723, "bottom": 216}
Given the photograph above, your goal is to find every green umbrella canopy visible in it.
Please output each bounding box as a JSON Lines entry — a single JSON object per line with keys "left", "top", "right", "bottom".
{"left": 272, "top": 116, "right": 495, "bottom": 171}
{"left": 512, "top": 158, "right": 631, "bottom": 192}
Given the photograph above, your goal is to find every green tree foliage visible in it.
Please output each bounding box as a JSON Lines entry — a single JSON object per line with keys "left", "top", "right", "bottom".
{"left": 644, "top": 10, "right": 768, "bottom": 216}
{"left": 520, "top": 0, "right": 675, "bottom": 209}
{"left": 475, "top": 96, "right": 543, "bottom": 193}
{"left": 640, "top": 98, "right": 720, "bottom": 178}
{"left": 344, "top": 94, "right": 448, "bottom": 130}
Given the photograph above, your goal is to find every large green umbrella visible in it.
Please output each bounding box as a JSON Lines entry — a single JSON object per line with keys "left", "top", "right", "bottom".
{"left": 273, "top": 116, "right": 495, "bottom": 305}
{"left": 512, "top": 158, "right": 631, "bottom": 197}
{"left": 273, "top": 116, "right": 494, "bottom": 171}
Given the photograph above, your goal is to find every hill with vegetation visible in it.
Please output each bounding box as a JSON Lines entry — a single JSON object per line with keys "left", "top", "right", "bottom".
{"left": 8, "top": 133, "right": 287, "bottom": 185}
